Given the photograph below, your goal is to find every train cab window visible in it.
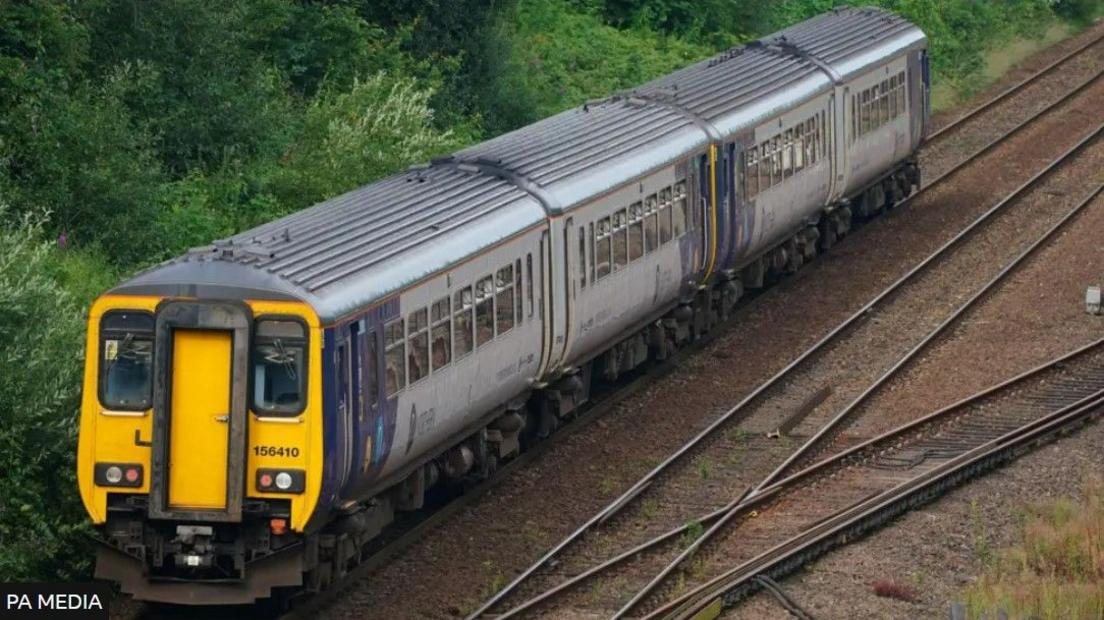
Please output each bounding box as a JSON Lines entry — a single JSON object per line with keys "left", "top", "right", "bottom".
{"left": 671, "top": 184, "right": 686, "bottom": 238}
{"left": 252, "top": 319, "right": 307, "bottom": 415}
{"left": 384, "top": 319, "right": 405, "bottom": 397}
{"left": 657, "top": 194, "right": 672, "bottom": 244}
{"left": 612, "top": 209, "right": 628, "bottom": 270}
{"left": 431, "top": 297, "right": 451, "bottom": 371}
{"left": 453, "top": 287, "right": 474, "bottom": 358}
{"left": 496, "top": 265, "right": 515, "bottom": 335}
{"left": 744, "top": 147, "right": 759, "bottom": 199}
{"left": 99, "top": 311, "right": 154, "bottom": 411}
{"left": 595, "top": 217, "right": 612, "bottom": 279}
{"left": 475, "top": 275, "right": 495, "bottom": 346}
{"left": 628, "top": 202, "right": 644, "bottom": 261}
{"left": 407, "top": 309, "right": 429, "bottom": 384}
{"left": 644, "top": 195, "right": 658, "bottom": 251}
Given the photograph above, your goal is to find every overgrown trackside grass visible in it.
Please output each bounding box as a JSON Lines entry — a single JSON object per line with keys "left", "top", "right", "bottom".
{"left": 963, "top": 477, "right": 1104, "bottom": 619}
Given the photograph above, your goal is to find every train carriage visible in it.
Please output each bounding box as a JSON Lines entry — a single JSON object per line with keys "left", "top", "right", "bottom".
{"left": 77, "top": 7, "right": 929, "bottom": 604}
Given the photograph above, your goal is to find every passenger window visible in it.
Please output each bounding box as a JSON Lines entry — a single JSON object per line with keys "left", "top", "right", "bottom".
{"left": 431, "top": 297, "right": 451, "bottom": 371}
{"left": 496, "top": 265, "right": 515, "bottom": 335}
{"left": 515, "top": 258, "right": 523, "bottom": 322}
{"left": 644, "top": 195, "right": 659, "bottom": 251}
{"left": 475, "top": 276, "right": 494, "bottom": 346}
{"left": 793, "top": 125, "right": 805, "bottom": 173}
{"left": 612, "top": 209, "right": 628, "bottom": 270}
{"left": 782, "top": 129, "right": 794, "bottom": 178}
{"left": 453, "top": 287, "right": 474, "bottom": 358}
{"left": 744, "top": 146, "right": 759, "bottom": 199}
{"left": 596, "top": 217, "right": 612, "bottom": 278}
{"left": 588, "top": 223, "right": 596, "bottom": 282}
{"left": 526, "top": 254, "right": 534, "bottom": 316}
{"left": 99, "top": 311, "right": 154, "bottom": 411}
{"left": 407, "top": 309, "right": 428, "bottom": 385}
{"left": 578, "top": 227, "right": 586, "bottom": 288}
{"left": 628, "top": 202, "right": 644, "bottom": 261}
{"left": 658, "top": 198, "right": 672, "bottom": 244}
{"left": 671, "top": 184, "right": 686, "bottom": 238}
{"left": 364, "top": 330, "right": 378, "bottom": 404}
{"left": 337, "top": 342, "right": 349, "bottom": 412}
{"left": 252, "top": 319, "right": 308, "bottom": 415}
{"left": 384, "top": 318, "right": 405, "bottom": 397}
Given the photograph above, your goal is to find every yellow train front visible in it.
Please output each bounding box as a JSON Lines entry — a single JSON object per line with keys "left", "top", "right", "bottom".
{"left": 77, "top": 285, "right": 325, "bottom": 604}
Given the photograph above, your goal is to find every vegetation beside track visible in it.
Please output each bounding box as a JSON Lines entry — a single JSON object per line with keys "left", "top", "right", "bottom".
{"left": 962, "top": 476, "right": 1104, "bottom": 619}
{"left": 0, "top": 0, "right": 1101, "bottom": 581}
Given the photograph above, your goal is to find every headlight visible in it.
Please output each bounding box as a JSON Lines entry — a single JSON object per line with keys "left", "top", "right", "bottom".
{"left": 255, "top": 469, "right": 305, "bottom": 494}
{"left": 95, "top": 463, "right": 143, "bottom": 488}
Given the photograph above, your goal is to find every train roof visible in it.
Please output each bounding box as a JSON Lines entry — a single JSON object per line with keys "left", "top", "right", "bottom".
{"left": 113, "top": 6, "right": 925, "bottom": 323}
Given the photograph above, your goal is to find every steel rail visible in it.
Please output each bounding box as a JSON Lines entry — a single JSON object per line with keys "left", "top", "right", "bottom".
{"left": 654, "top": 387, "right": 1104, "bottom": 620}
{"left": 465, "top": 67, "right": 1104, "bottom": 619}
{"left": 494, "top": 333, "right": 1104, "bottom": 618}
{"left": 753, "top": 132, "right": 1104, "bottom": 491}
{"left": 927, "top": 30, "right": 1104, "bottom": 141}
{"left": 611, "top": 172, "right": 1104, "bottom": 618}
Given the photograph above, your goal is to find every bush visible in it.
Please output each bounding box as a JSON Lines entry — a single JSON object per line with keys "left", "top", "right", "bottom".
{"left": 264, "top": 73, "right": 462, "bottom": 210}
{"left": 0, "top": 209, "right": 91, "bottom": 580}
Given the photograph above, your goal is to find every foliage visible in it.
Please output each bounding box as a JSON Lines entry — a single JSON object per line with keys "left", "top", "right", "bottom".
{"left": 962, "top": 478, "right": 1104, "bottom": 619}
{"left": 0, "top": 209, "right": 91, "bottom": 580}
{"left": 0, "top": 0, "right": 1097, "bottom": 582}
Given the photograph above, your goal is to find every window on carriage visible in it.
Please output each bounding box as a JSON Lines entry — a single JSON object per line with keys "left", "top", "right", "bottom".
{"left": 596, "top": 217, "right": 612, "bottom": 279}
{"left": 364, "top": 329, "right": 378, "bottom": 404}
{"left": 804, "top": 119, "right": 815, "bottom": 166}
{"left": 772, "top": 136, "right": 784, "bottom": 186}
{"left": 628, "top": 202, "right": 644, "bottom": 261}
{"left": 578, "top": 227, "right": 587, "bottom": 288}
{"left": 783, "top": 129, "right": 796, "bottom": 178}
{"left": 406, "top": 308, "right": 429, "bottom": 385}
{"left": 475, "top": 275, "right": 495, "bottom": 346}
{"left": 526, "top": 253, "right": 534, "bottom": 317}
{"left": 515, "top": 258, "right": 523, "bottom": 321}
{"left": 612, "top": 209, "right": 628, "bottom": 270}
{"left": 99, "top": 311, "right": 154, "bottom": 411}
{"left": 454, "top": 286, "right": 474, "bottom": 358}
{"left": 851, "top": 96, "right": 858, "bottom": 143}
{"left": 793, "top": 124, "right": 805, "bottom": 174}
{"left": 496, "top": 264, "right": 515, "bottom": 335}
{"left": 431, "top": 297, "right": 451, "bottom": 371}
{"left": 744, "top": 146, "right": 759, "bottom": 200}
{"left": 644, "top": 195, "right": 659, "bottom": 251}
{"left": 657, "top": 193, "right": 672, "bottom": 245}
{"left": 251, "top": 318, "right": 308, "bottom": 415}
{"left": 383, "top": 318, "right": 405, "bottom": 397}
{"left": 899, "top": 71, "right": 907, "bottom": 114}
{"left": 881, "top": 80, "right": 891, "bottom": 125}
{"left": 672, "top": 184, "right": 687, "bottom": 238}
{"left": 588, "top": 223, "right": 596, "bottom": 282}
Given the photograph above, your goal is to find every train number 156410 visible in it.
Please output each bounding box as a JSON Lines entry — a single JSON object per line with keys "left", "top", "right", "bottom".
{"left": 252, "top": 445, "right": 300, "bottom": 458}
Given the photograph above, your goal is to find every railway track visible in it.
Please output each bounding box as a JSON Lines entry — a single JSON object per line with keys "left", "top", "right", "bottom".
{"left": 208, "top": 29, "right": 1104, "bottom": 620}
{"left": 473, "top": 163, "right": 1104, "bottom": 618}
{"left": 648, "top": 339, "right": 1104, "bottom": 619}
{"left": 467, "top": 55, "right": 1104, "bottom": 620}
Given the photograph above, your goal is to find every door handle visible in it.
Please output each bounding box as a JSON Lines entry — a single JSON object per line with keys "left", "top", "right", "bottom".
{"left": 214, "top": 415, "right": 229, "bottom": 423}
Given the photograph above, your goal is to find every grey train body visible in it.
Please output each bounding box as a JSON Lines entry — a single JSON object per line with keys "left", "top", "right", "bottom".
{"left": 115, "top": 6, "right": 930, "bottom": 574}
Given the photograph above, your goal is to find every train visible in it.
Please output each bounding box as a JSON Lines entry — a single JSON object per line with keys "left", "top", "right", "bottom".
{"left": 76, "top": 6, "right": 929, "bottom": 605}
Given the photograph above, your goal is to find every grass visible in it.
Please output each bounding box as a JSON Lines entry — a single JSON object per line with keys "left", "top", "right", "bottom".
{"left": 962, "top": 477, "right": 1104, "bottom": 619}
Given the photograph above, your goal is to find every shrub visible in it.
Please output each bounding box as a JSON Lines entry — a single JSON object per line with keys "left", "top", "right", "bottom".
{"left": 0, "top": 209, "right": 92, "bottom": 580}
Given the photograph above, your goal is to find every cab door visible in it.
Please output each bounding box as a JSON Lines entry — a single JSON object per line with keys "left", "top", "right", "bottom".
{"left": 168, "top": 329, "right": 232, "bottom": 509}
{"left": 148, "top": 301, "right": 250, "bottom": 522}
